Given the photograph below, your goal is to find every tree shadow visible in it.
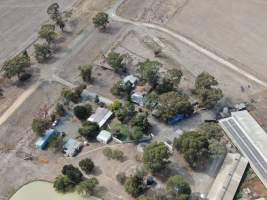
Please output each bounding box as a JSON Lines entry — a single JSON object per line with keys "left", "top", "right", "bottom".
{"left": 92, "top": 166, "right": 103, "bottom": 176}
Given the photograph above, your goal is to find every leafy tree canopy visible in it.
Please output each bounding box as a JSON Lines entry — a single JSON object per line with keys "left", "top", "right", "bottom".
{"left": 79, "top": 158, "right": 94, "bottom": 174}
{"left": 138, "top": 59, "right": 161, "bottom": 87}
{"left": 34, "top": 43, "right": 52, "bottom": 63}
{"left": 38, "top": 24, "right": 57, "bottom": 44}
{"left": 157, "top": 92, "right": 193, "bottom": 122}
{"left": 79, "top": 64, "right": 93, "bottom": 82}
{"left": 107, "top": 52, "right": 124, "bottom": 72}
{"left": 1, "top": 51, "right": 30, "bottom": 79}
{"left": 76, "top": 177, "right": 99, "bottom": 196}
{"left": 62, "top": 164, "right": 83, "bottom": 184}
{"left": 166, "top": 175, "right": 191, "bottom": 195}
{"left": 53, "top": 175, "right": 74, "bottom": 193}
{"left": 194, "top": 72, "right": 223, "bottom": 108}
{"left": 79, "top": 121, "right": 100, "bottom": 141}
{"left": 143, "top": 142, "right": 170, "bottom": 173}
{"left": 92, "top": 12, "right": 109, "bottom": 29}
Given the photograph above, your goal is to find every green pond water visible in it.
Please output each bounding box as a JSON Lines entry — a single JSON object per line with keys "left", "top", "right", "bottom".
{"left": 10, "top": 181, "right": 85, "bottom": 200}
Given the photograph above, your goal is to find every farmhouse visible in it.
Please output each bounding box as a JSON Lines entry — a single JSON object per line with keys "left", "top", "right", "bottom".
{"left": 88, "top": 107, "right": 113, "bottom": 128}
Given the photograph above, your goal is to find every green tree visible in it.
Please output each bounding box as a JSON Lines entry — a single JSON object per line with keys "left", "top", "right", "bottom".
{"left": 112, "top": 149, "right": 124, "bottom": 161}
{"left": 55, "top": 103, "right": 65, "bottom": 116}
{"left": 115, "top": 101, "right": 135, "bottom": 123}
{"left": 61, "top": 88, "right": 81, "bottom": 103}
{"left": 34, "top": 43, "right": 52, "bottom": 63}
{"left": 1, "top": 52, "right": 30, "bottom": 79}
{"left": 62, "top": 165, "right": 83, "bottom": 184}
{"left": 174, "top": 131, "right": 210, "bottom": 169}
{"left": 137, "top": 196, "right": 152, "bottom": 200}
{"left": 166, "top": 175, "right": 191, "bottom": 196}
{"left": 125, "top": 170, "right": 145, "bottom": 197}
{"left": 32, "top": 118, "right": 50, "bottom": 136}
{"left": 48, "top": 135, "right": 64, "bottom": 152}
{"left": 38, "top": 24, "right": 57, "bottom": 44}
{"left": 92, "top": 12, "right": 109, "bottom": 30}
{"left": 194, "top": 72, "right": 223, "bottom": 108}
{"left": 111, "top": 81, "right": 125, "bottom": 97}
{"left": 79, "top": 121, "right": 100, "bottom": 140}
{"left": 53, "top": 175, "right": 74, "bottom": 193}
{"left": 157, "top": 92, "right": 193, "bottom": 122}
{"left": 109, "top": 99, "right": 122, "bottom": 112}
{"left": 74, "top": 105, "right": 91, "bottom": 121}
{"left": 79, "top": 158, "right": 94, "bottom": 174}
{"left": 107, "top": 52, "right": 124, "bottom": 72}
{"left": 116, "top": 172, "right": 126, "bottom": 185}
{"left": 138, "top": 59, "right": 160, "bottom": 87}
{"left": 79, "top": 64, "right": 93, "bottom": 82}
{"left": 47, "top": 3, "right": 65, "bottom": 31}
{"left": 76, "top": 177, "right": 99, "bottom": 196}
{"left": 176, "top": 194, "right": 190, "bottom": 200}
{"left": 103, "top": 147, "right": 113, "bottom": 159}
{"left": 131, "top": 112, "right": 150, "bottom": 133}
{"left": 155, "top": 77, "right": 174, "bottom": 94}
{"left": 130, "top": 126, "right": 144, "bottom": 141}
{"left": 166, "top": 68, "right": 183, "bottom": 88}
{"left": 143, "top": 142, "right": 170, "bottom": 173}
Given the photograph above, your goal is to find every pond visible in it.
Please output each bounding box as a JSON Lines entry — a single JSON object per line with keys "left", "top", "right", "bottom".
{"left": 10, "top": 181, "right": 85, "bottom": 200}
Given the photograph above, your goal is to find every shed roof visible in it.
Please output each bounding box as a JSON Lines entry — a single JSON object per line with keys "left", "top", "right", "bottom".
{"left": 97, "top": 130, "right": 112, "bottom": 142}
{"left": 63, "top": 138, "right": 82, "bottom": 156}
{"left": 123, "top": 75, "right": 138, "bottom": 85}
{"left": 88, "top": 107, "right": 112, "bottom": 128}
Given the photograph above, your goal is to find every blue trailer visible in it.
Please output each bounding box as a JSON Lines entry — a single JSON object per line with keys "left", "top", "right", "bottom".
{"left": 35, "top": 129, "right": 56, "bottom": 150}
{"left": 167, "top": 113, "right": 187, "bottom": 125}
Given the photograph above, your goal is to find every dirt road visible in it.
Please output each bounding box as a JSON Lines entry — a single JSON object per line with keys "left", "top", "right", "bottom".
{"left": 108, "top": 0, "right": 267, "bottom": 88}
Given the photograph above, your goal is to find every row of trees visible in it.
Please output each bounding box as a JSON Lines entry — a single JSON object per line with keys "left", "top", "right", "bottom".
{"left": 54, "top": 163, "right": 98, "bottom": 197}
{"left": 174, "top": 122, "right": 226, "bottom": 169}
{"left": 110, "top": 100, "right": 151, "bottom": 141}
{"left": 119, "top": 167, "right": 191, "bottom": 200}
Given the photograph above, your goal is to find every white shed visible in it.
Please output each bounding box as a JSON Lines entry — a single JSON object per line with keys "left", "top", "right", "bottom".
{"left": 97, "top": 130, "right": 112, "bottom": 144}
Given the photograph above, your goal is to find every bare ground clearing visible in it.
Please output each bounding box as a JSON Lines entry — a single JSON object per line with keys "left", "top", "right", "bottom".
{"left": 118, "top": 0, "right": 267, "bottom": 83}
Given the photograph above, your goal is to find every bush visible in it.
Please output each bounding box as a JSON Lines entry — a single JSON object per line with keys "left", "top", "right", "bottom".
{"left": 56, "top": 103, "right": 65, "bottom": 116}
{"left": 112, "top": 149, "right": 124, "bottom": 161}
{"left": 79, "top": 158, "right": 94, "bottom": 174}
{"left": 62, "top": 164, "right": 83, "bottom": 184}
{"left": 79, "top": 121, "right": 100, "bottom": 141}
{"left": 32, "top": 118, "right": 50, "bottom": 136}
{"left": 103, "top": 147, "right": 113, "bottom": 159}
{"left": 18, "top": 72, "right": 32, "bottom": 82}
{"left": 74, "top": 105, "right": 90, "bottom": 121}
{"left": 34, "top": 43, "right": 52, "bottom": 63}
{"left": 53, "top": 175, "right": 74, "bottom": 193}
{"left": 107, "top": 52, "right": 124, "bottom": 72}
{"left": 103, "top": 148, "right": 124, "bottom": 161}
{"left": 116, "top": 172, "right": 126, "bottom": 185}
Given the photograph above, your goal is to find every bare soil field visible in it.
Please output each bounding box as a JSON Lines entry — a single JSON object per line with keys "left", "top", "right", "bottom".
{"left": 118, "top": 0, "right": 267, "bottom": 83}
{"left": 0, "top": 0, "right": 75, "bottom": 64}
{"left": 0, "top": 81, "right": 64, "bottom": 198}
{"left": 57, "top": 21, "right": 128, "bottom": 98}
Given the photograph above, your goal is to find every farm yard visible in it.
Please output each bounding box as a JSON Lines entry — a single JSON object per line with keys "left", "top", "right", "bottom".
{"left": 1, "top": 0, "right": 267, "bottom": 199}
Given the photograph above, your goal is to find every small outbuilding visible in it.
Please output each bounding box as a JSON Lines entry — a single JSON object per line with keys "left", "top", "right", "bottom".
{"left": 88, "top": 107, "right": 113, "bottom": 128}
{"left": 35, "top": 129, "right": 56, "bottom": 150}
{"left": 123, "top": 75, "right": 138, "bottom": 87}
{"left": 131, "top": 86, "right": 148, "bottom": 106}
{"left": 63, "top": 138, "right": 83, "bottom": 157}
{"left": 97, "top": 130, "right": 112, "bottom": 144}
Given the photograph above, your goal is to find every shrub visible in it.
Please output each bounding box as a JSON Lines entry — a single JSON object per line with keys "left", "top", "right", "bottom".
{"left": 116, "top": 172, "right": 126, "bottom": 185}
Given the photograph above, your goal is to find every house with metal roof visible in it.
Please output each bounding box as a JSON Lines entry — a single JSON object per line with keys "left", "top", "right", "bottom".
{"left": 88, "top": 107, "right": 113, "bottom": 128}
{"left": 123, "top": 75, "right": 138, "bottom": 87}
{"left": 63, "top": 138, "right": 82, "bottom": 157}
